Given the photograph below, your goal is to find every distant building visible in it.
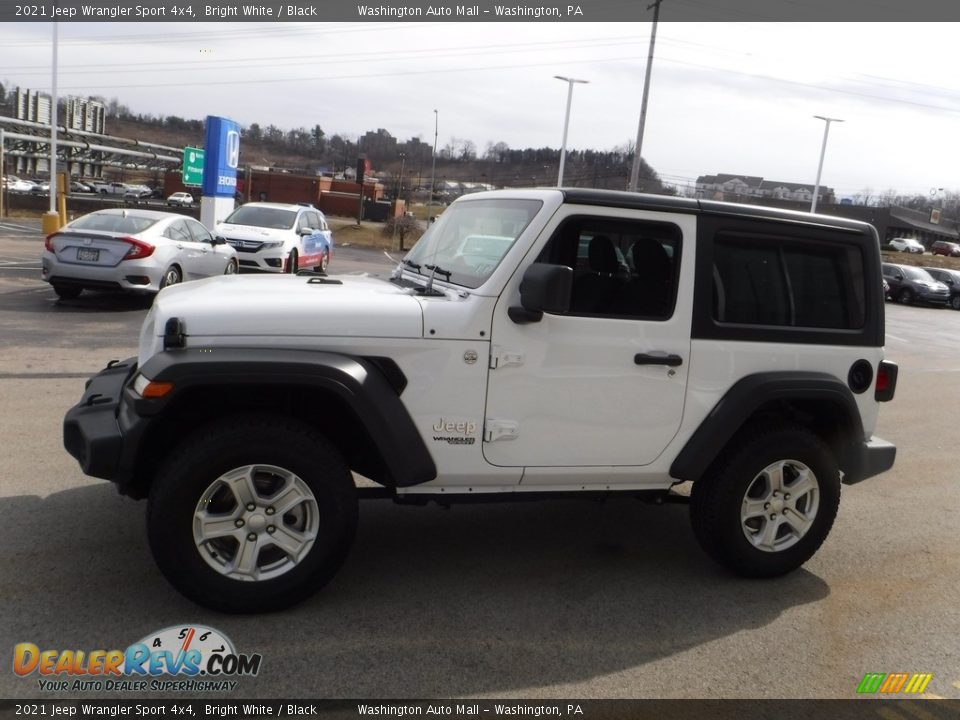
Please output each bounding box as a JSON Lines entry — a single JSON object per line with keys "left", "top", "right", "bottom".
{"left": 695, "top": 173, "right": 835, "bottom": 205}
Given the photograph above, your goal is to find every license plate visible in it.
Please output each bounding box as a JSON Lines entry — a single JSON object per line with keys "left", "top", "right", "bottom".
{"left": 76, "top": 248, "right": 100, "bottom": 262}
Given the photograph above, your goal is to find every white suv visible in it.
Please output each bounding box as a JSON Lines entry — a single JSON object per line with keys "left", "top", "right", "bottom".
{"left": 63, "top": 189, "right": 897, "bottom": 612}
{"left": 219, "top": 202, "right": 333, "bottom": 273}
{"left": 888, "top": 237, "right": 924, "bottom": 254}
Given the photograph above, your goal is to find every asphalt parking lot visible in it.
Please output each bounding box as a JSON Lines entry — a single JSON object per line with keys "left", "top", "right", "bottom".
{"left": 1, "top": 228, "right": 959, "bottom": 702}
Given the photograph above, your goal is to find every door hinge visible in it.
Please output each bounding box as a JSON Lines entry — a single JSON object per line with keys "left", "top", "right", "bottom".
{"left": 484, "top": 419, "right": 520, "bottom": 442}
{"left": 489, "top": 346, "right": 525, "bottom": 369}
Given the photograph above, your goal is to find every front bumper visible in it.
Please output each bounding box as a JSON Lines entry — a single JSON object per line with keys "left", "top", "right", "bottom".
{"left": 63, "top": 358, "right": 141, "bottom": 485}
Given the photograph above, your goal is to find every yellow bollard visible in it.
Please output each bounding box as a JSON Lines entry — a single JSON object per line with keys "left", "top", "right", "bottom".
{"left": 41, "top": 211, "right": 61, "bottom": 235}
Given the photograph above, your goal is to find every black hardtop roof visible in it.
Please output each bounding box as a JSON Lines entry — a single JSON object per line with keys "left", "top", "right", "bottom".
{"left": 560, "top": 188, "right": 874, "bottom": 236}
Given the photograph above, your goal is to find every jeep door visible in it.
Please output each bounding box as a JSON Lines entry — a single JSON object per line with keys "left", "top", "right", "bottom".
{"left": 484, "top": 209, "right": 694, "bottom": 472}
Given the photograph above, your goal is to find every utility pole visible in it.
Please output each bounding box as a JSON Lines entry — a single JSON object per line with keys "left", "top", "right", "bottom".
{"left": 628, "top": 0, "right": 662, "bottom": 192}
{"left": 427, "top": 109, "right": 438, "bottom": 224}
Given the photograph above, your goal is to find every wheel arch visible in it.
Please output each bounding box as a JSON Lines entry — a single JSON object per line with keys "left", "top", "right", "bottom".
{"left": 671, "top": 372, "right": 866, "bottom": 485}
{"left": 120, "top": 349, "right": 436, "bottom": 499}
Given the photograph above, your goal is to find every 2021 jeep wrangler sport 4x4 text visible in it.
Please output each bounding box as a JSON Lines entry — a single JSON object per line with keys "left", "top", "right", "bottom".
{"left": 64, "top": 189, "right": 897, "bottom": 612}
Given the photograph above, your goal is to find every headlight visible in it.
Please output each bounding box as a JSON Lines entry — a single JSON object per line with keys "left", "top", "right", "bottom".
{"left": 261, "top": 241, "right": 283, "bottom": 249}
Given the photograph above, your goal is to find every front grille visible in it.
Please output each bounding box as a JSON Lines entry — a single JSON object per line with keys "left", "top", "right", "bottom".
{"left": 226, "top": 238, "right": 264, "bottom": 253}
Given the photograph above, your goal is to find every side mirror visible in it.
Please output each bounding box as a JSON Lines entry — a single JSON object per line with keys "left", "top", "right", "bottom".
{"left": 211, "top": 236, "right": 227, "bottom": 246}
{"left": 299, "top": 227, "right": 314, "bottom": 236}
{"left": 509, "top": 263, "right": 572, "bottom": 324}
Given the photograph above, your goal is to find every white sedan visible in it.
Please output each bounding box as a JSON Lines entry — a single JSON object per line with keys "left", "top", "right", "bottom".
{"left": 41, "top": 209, "right": 238, "bottom": 299}
{"left": 167, "top": 192, "right": 194, "bottom": 207}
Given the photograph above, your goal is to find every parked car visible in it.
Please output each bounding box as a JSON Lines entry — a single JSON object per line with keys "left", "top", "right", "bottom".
{"left": 2, "top": 175, "right": 35, "bottom": 193}
{"left": 923, "top": 267, "right": 960, "bottom": 310}
{"left": 29, "top": 179, "right": 50, "bottom": 195}
{"left": 41, "top": 209, "right": 238, "bottom": 300}
{"left": 930, "top": 240, "right": 960, "bottom": 257}
{"left": 123, "top": 186, "right": 152, "bottom": 204}
{"left": 70, "top": 180, "right": 93, "bottom": 193}
{"left": 888, "top": 237, "right": 925, "bottom": 254}
{"left": 883, "top": 277, "right": 890, "bottom": 300}
{"left": 166, "top": 192, "right": 194, "bottom": 207}
{"left": 881, "top": 262, "right": 950, "bottom": 306}
{"left": 219, "top": 201, "right": 333, "bottom": 272}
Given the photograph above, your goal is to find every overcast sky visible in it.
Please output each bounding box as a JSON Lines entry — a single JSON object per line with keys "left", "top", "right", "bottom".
{"left": 1, "top": 21, "right": 959, "bottom": 199}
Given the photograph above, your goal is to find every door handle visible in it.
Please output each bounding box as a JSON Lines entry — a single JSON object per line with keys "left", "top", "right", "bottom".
{"left": 635, "top": 353, "right": 683, "bottom": 367}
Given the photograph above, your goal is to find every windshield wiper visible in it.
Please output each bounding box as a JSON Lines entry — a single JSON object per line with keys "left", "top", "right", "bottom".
{"left": 403, "top": 259, "right": 422, "bottom": 273}
{"left": 423, "top": 263, "right": 452, "bottom": 295}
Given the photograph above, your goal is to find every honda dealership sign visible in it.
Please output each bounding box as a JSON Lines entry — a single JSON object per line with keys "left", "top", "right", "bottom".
{"left": 200, "top": 115, "right": 241, "bottom": 229}
{"left": 202, "top": 115, "right": 240, "bottom": 198}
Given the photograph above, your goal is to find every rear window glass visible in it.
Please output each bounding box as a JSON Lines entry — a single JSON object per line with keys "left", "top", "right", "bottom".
{"left": 68, "top": 213, "right": 158, "bottom": 234}
{"left": 713, "top": 234, "right": 865, "bottom": 329}
{"left": 225, "top": 206, "right": 297, "bottom": 230}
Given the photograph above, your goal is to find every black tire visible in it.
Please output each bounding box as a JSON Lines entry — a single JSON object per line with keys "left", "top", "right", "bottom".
{"left": 287, "top": 249, "right": 298, "bottom": 274}
{"left": 52, "top": 284, "right": 82, "bottom": 300}
{"left": 316, "top": 249, "right": 329, "bottom": 273}
{"left": 951, "top": 295, "right": 960, "bottom": 311}
{"left": 689, "top": 422, "right": 841, "bottom": 578}
{"left": 224, "top": 259, "right": 238, "bottom": 275}
{"left": 147, "top": 415, "right": 358, "bottom": 613}
{"left": 160, "top": 265, "right": 182, "bottom": 289}
{"left": 898, "top": 288, "right": 913, "bottom": 305}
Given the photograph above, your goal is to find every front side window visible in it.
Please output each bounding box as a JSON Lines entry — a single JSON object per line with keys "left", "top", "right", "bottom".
{"left": 538, "top": 216, "right": 682, "bottom": 320}
{"left": 403, "top": 199, "right": 541, "bottom": 289}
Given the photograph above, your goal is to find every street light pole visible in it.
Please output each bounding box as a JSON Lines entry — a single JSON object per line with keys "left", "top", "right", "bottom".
{"left": 554, "top": 75, "right": 588, "bottom": 187}
{"left": 811, "top": 115, "right": 843, "bottom": 214}
{"left": 427, "top": 109, "right": 438, "bottom": 224}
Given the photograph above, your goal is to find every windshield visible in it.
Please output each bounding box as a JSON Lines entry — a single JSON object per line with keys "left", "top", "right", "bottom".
{"left": 403, "top": 198, "right": 542, "bottom": 289}
{"left": 68, "top": 212, "right": 159, "bottom": 234}
{"left": 902, "top": 266, "right": 935, "bottom": 281}
{"left": 225, "top": 206, "right": 297, "bottom": 230}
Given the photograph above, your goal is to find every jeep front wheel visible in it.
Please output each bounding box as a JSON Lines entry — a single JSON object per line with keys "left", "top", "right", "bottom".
{"left": 147, "top": 415, "right": 358, "bottom": 612}
{"left": 689, "top": 423, "right": 840, "bottom": 578}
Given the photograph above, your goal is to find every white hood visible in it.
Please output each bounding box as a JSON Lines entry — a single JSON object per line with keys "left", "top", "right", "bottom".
{"left": 145, "top": 273, "right": 424, "bottom": 346}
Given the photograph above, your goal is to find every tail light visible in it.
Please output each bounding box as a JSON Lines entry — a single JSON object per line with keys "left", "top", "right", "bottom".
{"left": 122, "top": 237, "right": 155, "bottom": 260}
{"left": 44, "top": 233, "right": 59, "bottom": 253}
{"left": 875, "top": 360, "right": 898, "bottom": 402}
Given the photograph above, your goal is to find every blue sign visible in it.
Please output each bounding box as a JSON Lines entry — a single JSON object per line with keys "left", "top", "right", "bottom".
{"left": 202, "top": 115, "right": 240, "bottom": 197}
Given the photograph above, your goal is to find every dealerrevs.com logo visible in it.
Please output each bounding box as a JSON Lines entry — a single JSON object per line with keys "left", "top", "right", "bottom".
{"left": 13, "top": 625, "right": 262, "bottom": 693}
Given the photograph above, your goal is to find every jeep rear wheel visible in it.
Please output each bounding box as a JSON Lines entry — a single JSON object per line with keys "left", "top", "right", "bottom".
{"left": 147, "top": 415, "right": 358, "bottom": 612}
{"left": 689, "top": 422, "right": 840, "bottom": 578}
{"left": 898, "top": 288, "right": 914, "bottom": 305}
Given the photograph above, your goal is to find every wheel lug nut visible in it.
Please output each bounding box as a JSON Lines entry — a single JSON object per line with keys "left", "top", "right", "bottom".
{"left": 764, "top": 503, "right": 770, "bottom": 510}
{"left": 769, "top": 514, "right": 777, "bottom": 521}
{"left": 234, "top": 519, "right": 244, "bottom": 528}
{"left": 247, "top": 532, "right": 257, "bottom": 542}
{"left": 784, "top": 494, "right": 791, "bottom": 500}
{"left": 265, "top": 507, "right": 275, "bottom": 516}
{"left": 267, "top": 525, "right": 276, "bottom": 534}
{"left": 246, "top": 503, "right": 256, "bottom": 511}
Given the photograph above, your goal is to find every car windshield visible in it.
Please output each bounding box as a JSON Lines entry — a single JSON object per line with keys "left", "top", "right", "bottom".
{"left": 68, "top": 212, "right": 159, "bottom": 234}
{"left": 902, "top": 266, "right": 935, "bottom": 281}
{"left": 403, "top": 198, "right": 542, "bottom": 289}
{"left": 225, "top": 206, "right": 297, "bottom": 230}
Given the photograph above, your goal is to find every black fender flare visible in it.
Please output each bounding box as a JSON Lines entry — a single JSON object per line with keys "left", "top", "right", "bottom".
{"left": 132, "top": 347, "right": 436, "bottom": 488}
{"left": 669, "top": 371, "right": 865, "bottom": 482}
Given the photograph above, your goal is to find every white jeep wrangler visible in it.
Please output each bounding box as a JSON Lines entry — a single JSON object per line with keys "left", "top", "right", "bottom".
{"left": 64, "top": 189, "right": 897, "bottom": 613}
